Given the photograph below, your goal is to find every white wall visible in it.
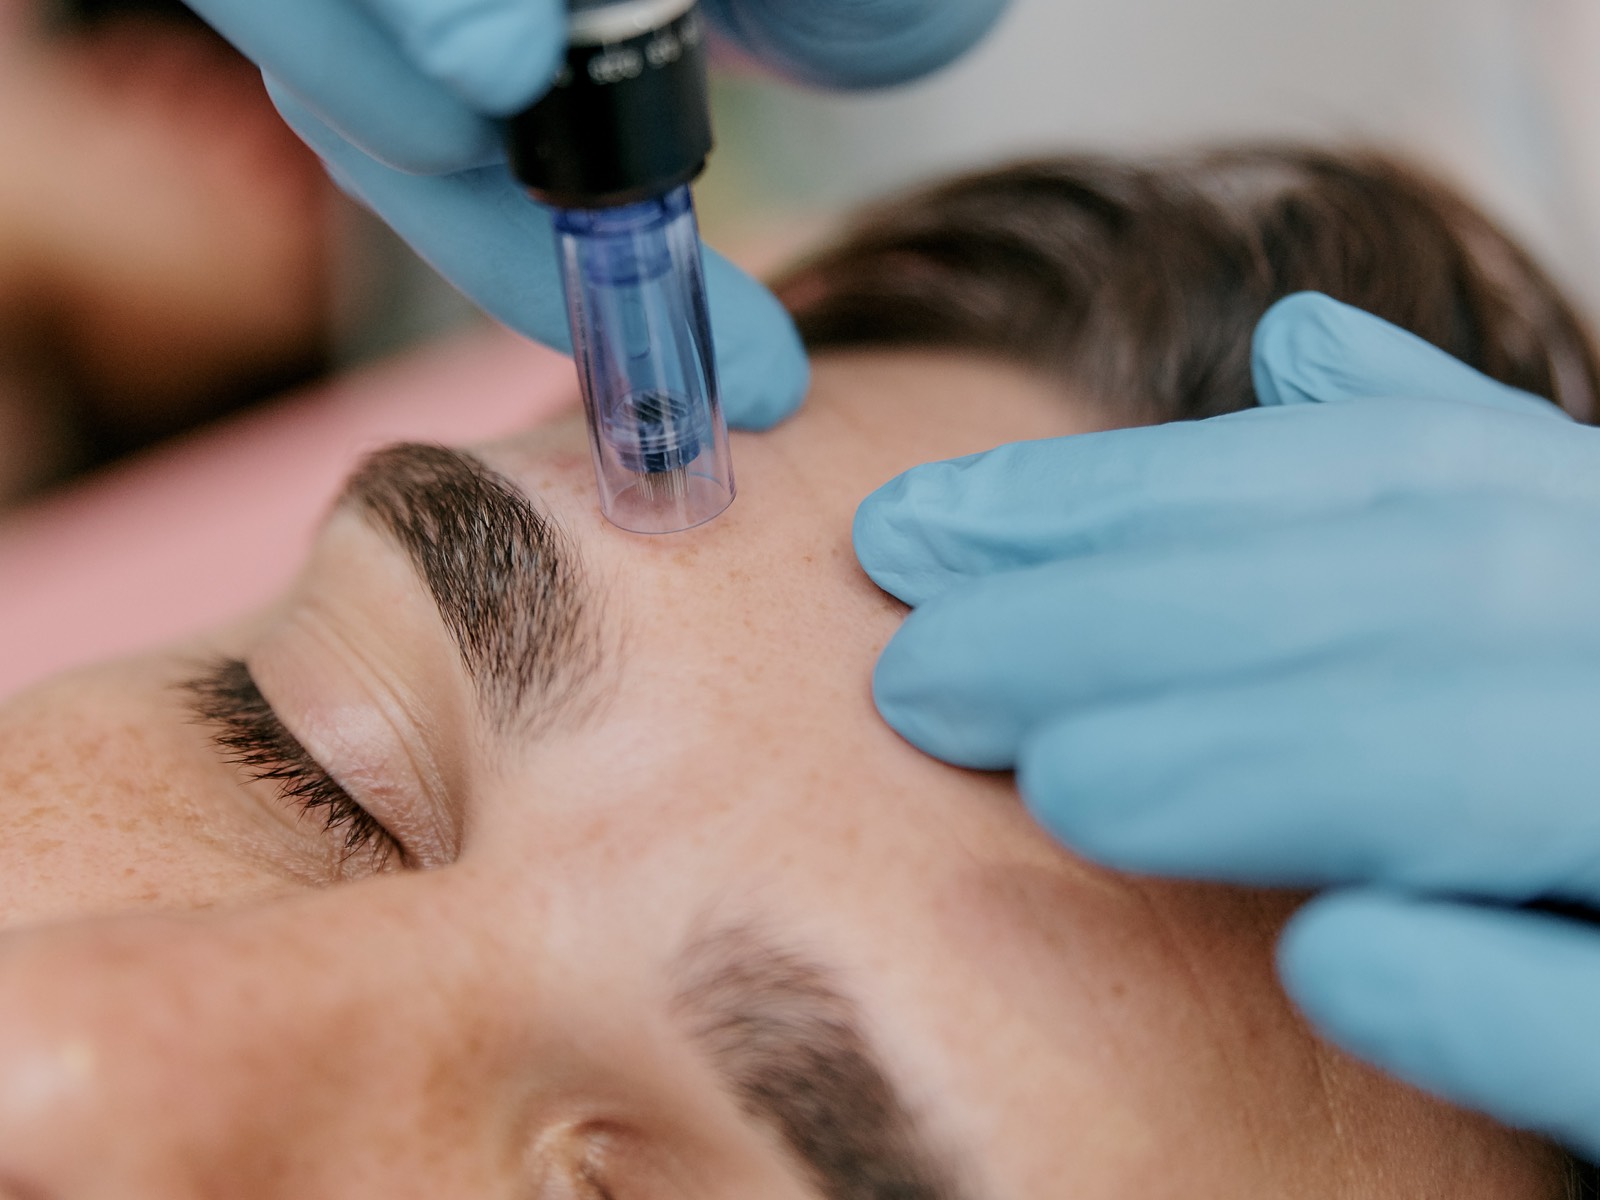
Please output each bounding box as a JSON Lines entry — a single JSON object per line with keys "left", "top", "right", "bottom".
{"left": 711, "top": 0, "right": 1600, "bottom": 316}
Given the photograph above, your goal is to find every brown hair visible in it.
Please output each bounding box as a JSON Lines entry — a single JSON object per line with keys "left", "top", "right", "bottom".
{"left": 774, "top": 146, "right": 1600, "bottom": 424}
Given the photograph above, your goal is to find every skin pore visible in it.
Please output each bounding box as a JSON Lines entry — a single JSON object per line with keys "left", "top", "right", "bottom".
{"left": 0, "top": 351, "right": 1573, "bottom": 1197}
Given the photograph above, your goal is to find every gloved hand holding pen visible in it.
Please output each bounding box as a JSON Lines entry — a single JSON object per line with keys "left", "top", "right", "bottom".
{"left": 180, "top": 0, "right": 1009, "bottom": 431}
{"left": 856, "top": 291, "right": 1600, "bottom": 1160}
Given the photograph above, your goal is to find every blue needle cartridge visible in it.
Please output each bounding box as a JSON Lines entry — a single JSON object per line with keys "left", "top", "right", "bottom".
{"left": 509, "top": 0, "right": 734, "bottom": 535}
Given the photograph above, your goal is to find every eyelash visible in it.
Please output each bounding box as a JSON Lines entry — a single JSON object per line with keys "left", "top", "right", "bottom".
{"left": 184, "top": 657, "right": 398, "bottom": 869}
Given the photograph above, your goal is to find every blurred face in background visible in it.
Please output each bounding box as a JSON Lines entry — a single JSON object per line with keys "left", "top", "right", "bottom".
{"left": 0, "top": 1, "right": 334, "bottom": 500}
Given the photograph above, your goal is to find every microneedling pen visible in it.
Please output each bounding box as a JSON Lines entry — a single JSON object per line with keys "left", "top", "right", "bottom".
{"left": 509, "top": 0, "right": 734, "bottom": 535}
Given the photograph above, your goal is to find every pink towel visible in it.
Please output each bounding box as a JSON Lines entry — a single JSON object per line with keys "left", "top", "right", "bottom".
{"left": 0, "top": 328, "right": 576, "bottom": 700}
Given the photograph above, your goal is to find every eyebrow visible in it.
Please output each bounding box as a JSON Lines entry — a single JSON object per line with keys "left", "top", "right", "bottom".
{"left": 335, "top": 443, "right": 603, "bottom": 731}
{"left": 672, "top": 924, "right": 970, "bottom": 1200}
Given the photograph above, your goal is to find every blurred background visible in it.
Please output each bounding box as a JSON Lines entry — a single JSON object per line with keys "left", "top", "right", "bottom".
{"left": 0, "top": 0, "right": 480, "bottom": 506}
{"left": 697, "top": 0, "right": 1600, "bottom": 317}
{"left": 3, "top": 0, "right": 1599, "bottom": 510}
{"left": 3, "top": 0, "right": 1600, "bottom": 693}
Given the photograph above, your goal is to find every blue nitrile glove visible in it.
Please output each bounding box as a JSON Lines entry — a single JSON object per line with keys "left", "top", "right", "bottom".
{"left": 183, "top": 0, "right": 1008, "bottom": 429}
{"left": 856, "top": 291, "right": 1600, "bottom": 1159}
{"left": 699, "top": 0, "right": 1010, "bottom": 88}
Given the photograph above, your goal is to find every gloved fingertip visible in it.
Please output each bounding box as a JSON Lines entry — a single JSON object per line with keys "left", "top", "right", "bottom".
{"left": 852, "top": 465, "right": 966, "bottom": 606}
{"left": 853, "top": 476, "right": 914, "bottom": 597}
{"left": 719, "top": 316, "right": 809, "bottom": 431}
{"left": 702, "top": 252, "right": 810, "bottom": 430}
{"left": 1016, "top": 723, "right": 1146, "bottom": 871}
{"left": 1015, "top": 735, "right": 1076, "bottom": 849}
{"left": 1276, "top": 889, "right": 1463, "bottom": 1089}
{"left": 871, "top": 614, "right": 1013, "bottom": 771}
{"left": 1278, "top": 890, "right": 1411, "bottom": 1020}
{"left": 1251, "top": 292, "right": 1362, "bottom": 408}
{"left": 869, "top": 652, "right": 940, "bottom": 757}
{"left": 1280, "top": 892, "right": 1501, "bottom": 1125}
{"left": 1253, "top": 291, "right": 1567, "bottom": 420}
{"left": 1286, "top": 895, "right": 1600, "bottom": 1159}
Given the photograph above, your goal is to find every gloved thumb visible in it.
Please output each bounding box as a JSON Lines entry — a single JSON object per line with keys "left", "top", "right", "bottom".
{"left": 1280, "top": 889, "right": 1600, "bottom": 1161}
{"left": 1252, "top": 293, "right": 1569, "bottom": 421}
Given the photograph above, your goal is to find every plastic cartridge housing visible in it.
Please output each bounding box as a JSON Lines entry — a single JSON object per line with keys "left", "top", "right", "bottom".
{"left": 509, "top": 0, "right": 734, "bottom": 533}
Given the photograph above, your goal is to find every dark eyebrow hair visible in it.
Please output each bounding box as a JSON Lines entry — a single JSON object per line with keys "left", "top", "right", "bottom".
{"left": 672, "top": 924, "right": 969, "bottom": 1200}
{"left": 336, "top": 442, "right": 604, "bottom": 731}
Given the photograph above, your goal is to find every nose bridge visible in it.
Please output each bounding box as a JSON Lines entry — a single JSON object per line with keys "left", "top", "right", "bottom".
{"left": 0, "top": 875, "right": 494, "bottom": 1195}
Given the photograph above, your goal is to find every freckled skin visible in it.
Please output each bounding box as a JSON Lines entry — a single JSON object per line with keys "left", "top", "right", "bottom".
{"left": 0, "top": 353, "right": 1571, "bottom": 1198}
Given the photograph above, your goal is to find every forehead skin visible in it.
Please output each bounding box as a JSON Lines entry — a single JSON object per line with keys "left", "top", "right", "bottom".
{"left": 0, "top": 353, "right": 1568, "bottom": 1197}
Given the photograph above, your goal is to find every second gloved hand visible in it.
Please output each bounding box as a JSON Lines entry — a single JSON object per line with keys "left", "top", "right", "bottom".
{"left": 855, "top": 292, "right": 1600, "bottom": 1159}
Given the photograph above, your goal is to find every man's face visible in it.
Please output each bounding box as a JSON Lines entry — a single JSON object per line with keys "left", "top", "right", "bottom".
{"left": 0, "top": 353, "right": 1565, "bottom": 1197}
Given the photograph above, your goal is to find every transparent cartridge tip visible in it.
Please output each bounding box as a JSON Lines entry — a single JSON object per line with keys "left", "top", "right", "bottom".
{"left": 554, "top": 186, "right": 734, "bottom": 535}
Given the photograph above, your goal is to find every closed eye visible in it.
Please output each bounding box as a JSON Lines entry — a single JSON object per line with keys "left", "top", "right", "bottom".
{"left": 183, "top": 657, "right": 399, "bottom": 870}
